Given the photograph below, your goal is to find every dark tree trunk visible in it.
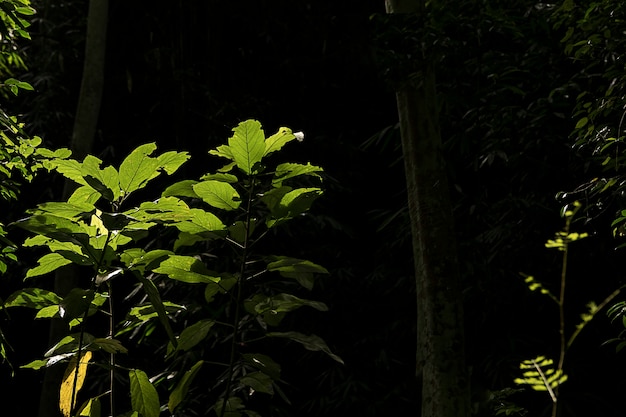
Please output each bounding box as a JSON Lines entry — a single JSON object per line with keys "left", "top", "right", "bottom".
{"left": 385, "top": 0, "right": 470, "bottom": 416}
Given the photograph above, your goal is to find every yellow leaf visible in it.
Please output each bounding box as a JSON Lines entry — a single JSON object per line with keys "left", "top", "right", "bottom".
{"left": 60, "top": 351, "right": 93, "bottom": 417}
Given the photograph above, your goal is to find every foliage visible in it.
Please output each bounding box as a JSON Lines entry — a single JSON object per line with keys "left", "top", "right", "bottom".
{"left": 515, "top": 201, "right": 620, "bottom": 417}
{"left": 1, "top": 119, "right": 338, "bottom": 416}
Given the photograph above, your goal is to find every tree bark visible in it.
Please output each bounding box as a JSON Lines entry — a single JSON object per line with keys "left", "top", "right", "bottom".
{"left": 38, "top": 1, "right": 108, "bottom": 416}
{"left": 385, "top": 1, "right": 470, "bottom": 416}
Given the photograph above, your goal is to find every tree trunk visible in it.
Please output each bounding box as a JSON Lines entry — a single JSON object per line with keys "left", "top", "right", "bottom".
{"left": 385, "top": 1, "right": 470, "bottom": 416}
{"left": 38, "top": 2, "right": 108, "bottom": 416}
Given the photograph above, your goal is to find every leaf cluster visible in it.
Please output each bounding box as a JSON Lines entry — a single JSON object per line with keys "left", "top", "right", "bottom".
{"left": 1, "top": 119, "right": 337, "bottom": 417}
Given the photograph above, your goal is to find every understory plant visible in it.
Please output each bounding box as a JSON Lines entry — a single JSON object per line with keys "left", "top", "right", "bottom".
{"left": 515, "top": 201, "right": 620, "bottom": 417}
{"left": 1, "top": 119, "right": 340, "bottom": 417}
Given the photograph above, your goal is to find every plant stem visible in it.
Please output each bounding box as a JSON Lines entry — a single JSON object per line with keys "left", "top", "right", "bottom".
{"left": 108, "top": 281, "right": 116, "bottom": 417}
{"left": 220, "top": 177, "right": 255, "bottom": 417}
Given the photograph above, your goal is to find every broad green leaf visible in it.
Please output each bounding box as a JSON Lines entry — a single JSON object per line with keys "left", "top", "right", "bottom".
{"left": 49, "top": 159, "right": 88, "bottom": 186}
{"left": 174, "top": 208, "right": 227, "bottom": 235}
{"left": 45, "top": 333, "right": 96, "bottom": 357}
{"left": 21, "top": 359, "right": 50, "bottom": 370}
{"left": 36, "top": 305, "right": 60, "bottom": 319}
{"left": 121, "top": 248, "right": 173, "bottom": 272}
{"left": 131, "top": 197, "right": 194, "bottom": 223}
{"left": 204, "top": 276, "right": 237, "bottom": 303}
{"left": 68, "top": 185, "right": 101, "bottom": 206}
{"left": 168, "top": 360, "right": 204, "bottom": 413}
{"left": 241, "top": 353, "right": 281, "bottom": 380}
{"left": 272, "top": 162, "right": 323, "bottom": 187}
{"left": 266, "top": 187, "right": 323, "bottom": 227}
{"left": 208, "top": 144, "right": 235, "bottom": 161}
{"left": 93, "top": 338, "right": 128, "bottom": 354}
{"left": 37, "top": 201, "right": 95, "bottom": 219}
{"left": 169, "top": 319, "right": 215, "bottom": 355}
{"left": 247, "top": 293, "right": 328, "bottom": 315}
{"left": 162, "top": 180, "right": 199, "bottom": 198}
{"left": 214, "top": 397, "right": 245, "bottom": 417}
{"left": 228, "top": 119, "right": 265, "bottom": 174}
{"left": 193, "top": 180, "right": 241, "bottom": 211}
{"left": 267, "top": 256, "right": 329, "bottom": 275}
{"left": 26, "top": 253, "right": 73, "bottom": 278}
{"left": 59, "top": 289, "right": 95, "bottom": 321}
{"left": 118, "top": 143, "right": 160, "bottom": 196}
{"left": 77, "top": 397, "right": 101, "bottom": 417}
{"left": 81, "top": 155, "right": 120, "bottom": 202}
{"left": 267, "top": 331, "right": 343, "bottom": 364}
{"left": 129, "top": 369, "right": 160, "bottom": 417}
{"left": 60, "top": 351, "right": 92, "bottom": 417}
{"left": 135, "top": 273, "right": 178, "bottom": 347}
{"left": 264, "top": 127, "right": 296, "bottom": 156}
{"left": 241, "top": 371, "right": 274, "bottom": 395}
{"left": 198, "top": 173, "right": 239, "bottom": 183}
{"left": 156, "top": 150, "right": 190, "bottom": 174}
{"left": 4, "top": 287, "right": 61, "bottom": 309}
{"left": 153, "top": 255, "right": 220, "bottom": 284}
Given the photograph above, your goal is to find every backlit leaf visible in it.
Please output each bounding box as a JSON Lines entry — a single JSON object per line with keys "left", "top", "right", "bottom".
{"left": 59, "top": 351, "right": 92, "bottom": 417}
{"left": 119, "top": 143, "right": 160, "bottom": 196}
{"left": 129, "top": 369, "right": 160, "bottom": 417}
{"left": 26, "top": 253, "right": 73, "bottom": 278}
{"left": 4, "top": 287, "right": 61, "bottom": 309}
{"left": 153, "top": 255, "right": 220, "bottom": 283}
{"left": 193, "top": 180, "right": 241, "bottom": 211}
{"left": 228, "top": 119, "right": 265, "bottom": 175}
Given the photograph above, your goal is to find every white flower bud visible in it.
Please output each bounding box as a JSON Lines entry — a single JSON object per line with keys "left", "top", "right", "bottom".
{"left": 294, "top": 131, "right": 304, "bottom": 142}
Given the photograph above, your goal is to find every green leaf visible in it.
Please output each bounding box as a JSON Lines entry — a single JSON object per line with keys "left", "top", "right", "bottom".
{"left": 59, "top": 289, "right": 95, "bottom": 321}
{"left": 214, "top": 397, "right": 244, "bottom": 417}
{"left": 26, "top": 253, "right": 73, "bottom": 278}
{"left": 118, "top": 143, "right": 160, "bottom": 196}
{"left": 168, "top": 360, "right": 204, "bottom": 413}
{"left": 92, "top": 338, "right": 128, "bottom": 354}
{"left": 156, "top": 150, "right": 190, "bottom": 175}
{"left": 264, "top": 127, "right": 296, "bottom": 156}
{"left": 45, "top": 333, "right": 96, "bottom": 357}
{"left": 267, "top": 331, "right": 343, "bottom": 364}
{"left": 169, "top": 319, "right": 215, "bottom": 355}
{"left": 174, "top": 208, "right": 227, "bottom": 235}
{"left": 208, "top": 144, "right": 235, "bottom": 161}
{"left": 129, "top": 369, "right": 160, "bottom": 417}
{"left": 49, "top": 159, "right": 88, "bottom": 186}
{"left": 77, "top": 397, "right": 101, "bottom": 417}
{"left": 153, "top": 255, "right": 220, "bottom": 283}
{"left": 193, "top": 180, "right": 241, "bottom": 211}
{"left": 68, "top": 185, "right": 101, "bottom": 206}
{"left": 575, "top": 117, "right": 588, "bottom": 129}
{"left": 134, "top": 273, "right": 178, "bottom": 347}
{"left": 267, "top": 256, "right": 329, "bottom": 274}
{"left": 241, "top": 353, "right": 281, "bottom": 380}
{"left": 272, "top": 162, "right": 323, "bottom": 187}
{"left": 228, "top": 119, "right": 265, "bottom": 174}
{"left": 162, "top": 180, "right": 199, "bottom": 198}
{"left": 4, "top": 288, "right": 61, "bottom": 309}
{"left": 198, "top": 173, "right": 239, "bottom": 183}
{"left": 241, "top": 371, "right": 274, "bottom": 395}
{"left": 81, "top": 155, "right": 120, "bottom": 202}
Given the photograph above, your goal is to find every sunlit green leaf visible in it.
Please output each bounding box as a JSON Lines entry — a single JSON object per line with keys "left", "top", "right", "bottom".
{"left": 193, "top": 180, "right": 241, "bottom": 211}
{"left": 81, "top": 155, "right": 120, "bottom": 202}
{"left": 272, "top": 162, "right": 323, "bottom": 188}
{"left": 169, "top": 319, "right": 215, "bottom": 355}
{"left": 153, "top": 255, "right": 220, "bottom": 283}
{"left": 26, "top": 253, "right": 73, "bottom": 278}
{"left": 4, "top": 287, "right": 61, "bottom": 309}
{"left": 264, "top": 127, "right": 296, "bottom": 156}
{"left": 119, "top": 143, "right": 159, "bottom": 196}
{"left": 228, "top": 119, "right": 265, "bottom": 175}
{"left": 129, "top": 369, "right": 160, "bottom": 417}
